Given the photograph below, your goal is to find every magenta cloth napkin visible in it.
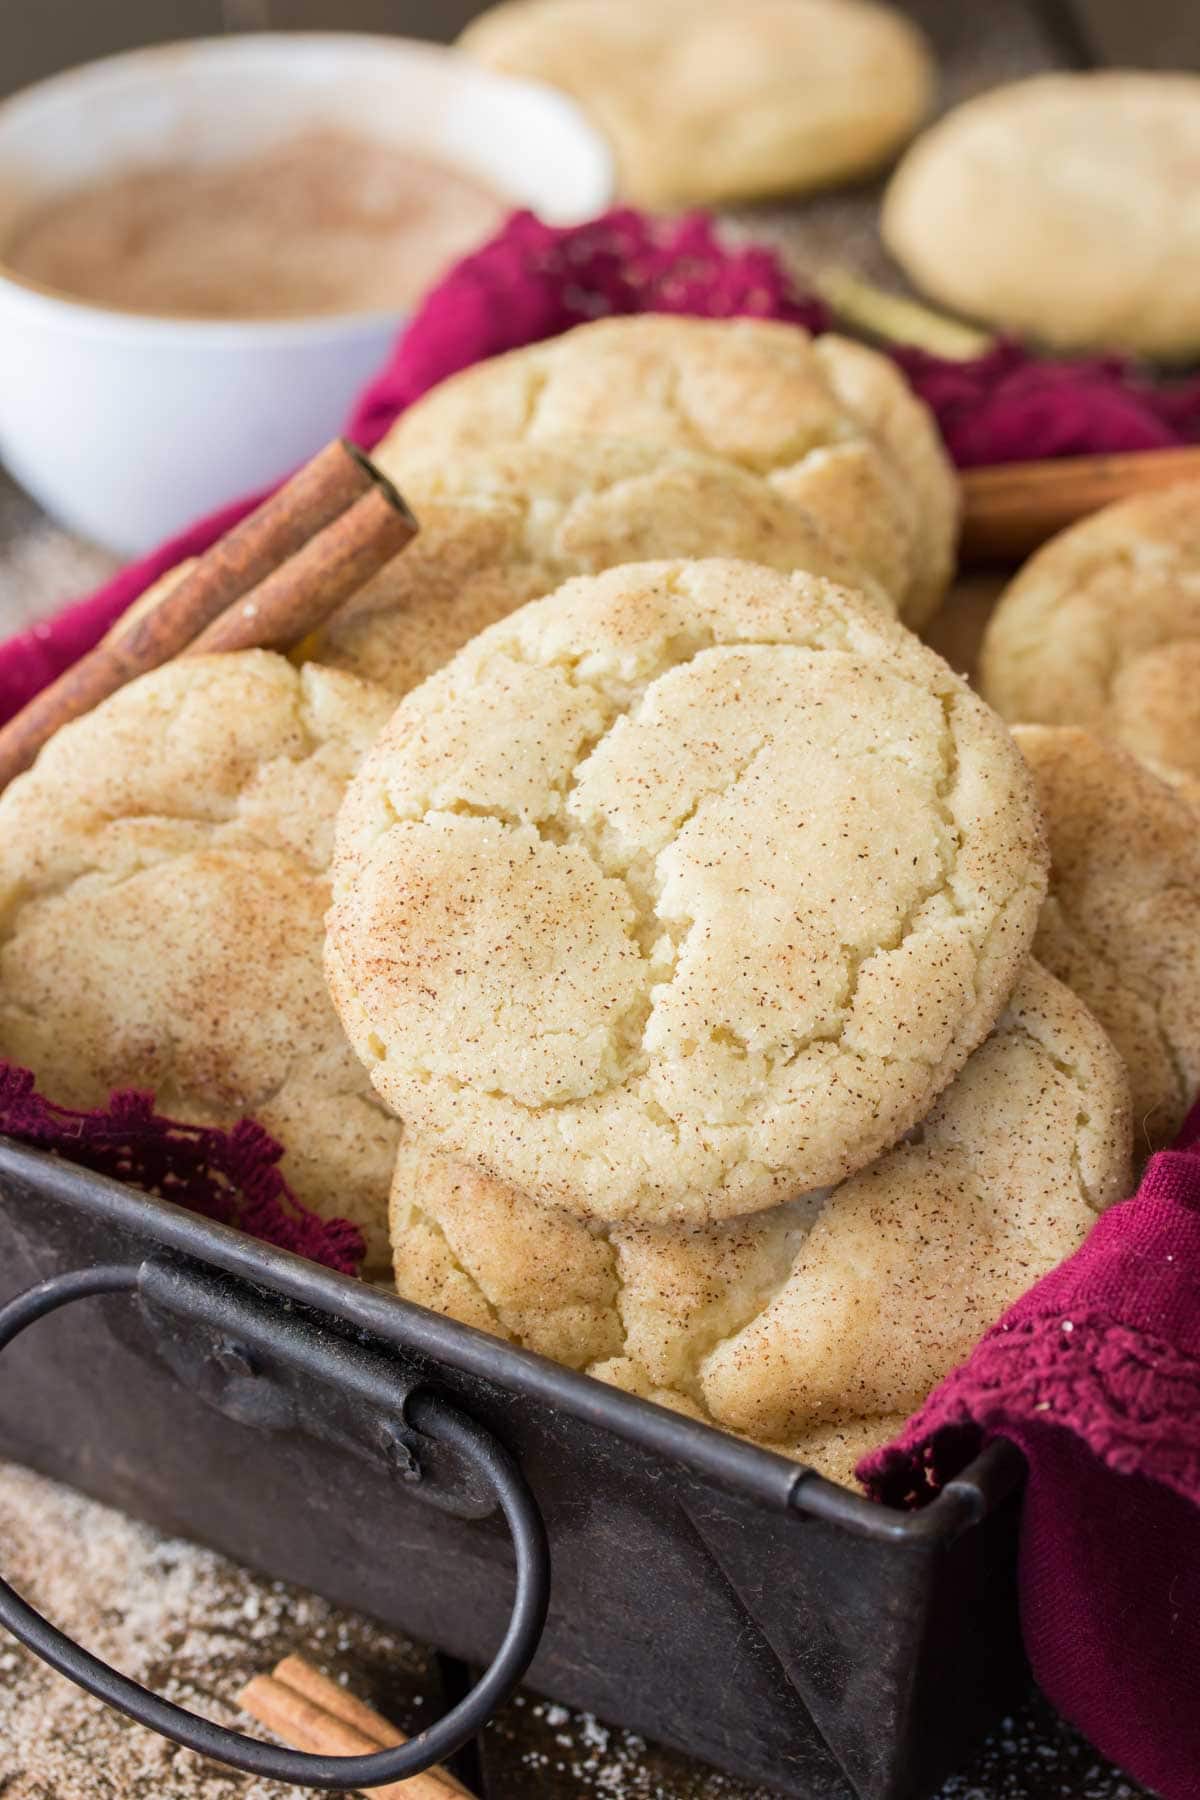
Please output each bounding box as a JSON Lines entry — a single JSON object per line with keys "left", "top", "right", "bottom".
{"left": 863, "top": 1100, "right": 1200, "bottom": 1800}
{"left": 8, "top": 204, "right": 1200, "bottom": 728}
{"left": 895, "top": 337, "right": 1200, "bottom": 467}
{"left": 0, "top": 1062, "right": 364, "bottom": 1274}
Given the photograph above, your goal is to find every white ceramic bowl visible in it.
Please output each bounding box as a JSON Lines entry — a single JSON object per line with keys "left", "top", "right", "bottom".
{"left": 0, "top": 35, "right": 613, "bottom": 554}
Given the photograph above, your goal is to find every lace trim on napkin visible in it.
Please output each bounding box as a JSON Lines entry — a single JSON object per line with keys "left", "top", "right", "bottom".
{"left": 0, "top": 1062, "right": 364, "bottom": 1275}
{"left": 862, "top": 1310, "right": 1200, "bottom": 1510}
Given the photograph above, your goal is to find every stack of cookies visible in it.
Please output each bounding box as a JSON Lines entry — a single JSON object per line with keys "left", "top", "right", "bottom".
{"left": 1, "top": 0, "right": 1197, "bottom": 1491}
{"left": 3, "top": 310, "right": 1187, "bottom": 1489}
{"left": 300, "top": 315, "right": 1140, "bottom": 1486}
{"left": 323, "top": 552, "right": 1133, "bottom": 1485}
{"left": 0, "top": 312, "right": 957, "bottom": 1300}
{"left": 979, "top": 483, "right": 1200, "bottom": 1155}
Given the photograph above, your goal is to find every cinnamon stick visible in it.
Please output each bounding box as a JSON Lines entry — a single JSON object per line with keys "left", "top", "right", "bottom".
{"left": 100, "top": 560, "right": 196, "bottom": 648}
{"left": 960, "top": 443, "right": 1200, "bottom": 563}
{"left": 238, "top": 1654, "right": 472, "bottom": 1799}
{"left": 272, "top": 1653, "right": 420, "bottom": 1747}
{"left": 186, "top": 481, "right": 415, "bottom": 655}
{"left": 0, "top": 439, "right": 415, "bottom": 790}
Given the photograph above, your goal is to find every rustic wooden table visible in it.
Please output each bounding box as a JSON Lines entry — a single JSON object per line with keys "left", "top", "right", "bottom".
{"left": 0, "top": 1452, "right": 1147, "bottom": 1800}
{"left": 0, "top": 1, "right": 1171, "bottom": 1794}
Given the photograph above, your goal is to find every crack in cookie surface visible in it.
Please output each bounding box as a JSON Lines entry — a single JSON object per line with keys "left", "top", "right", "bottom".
{"left": 375, "top": 316, "right": 957, "bottom": 626}
{"left": 316, "top": 434, "right": 873, "bottom": 693}
{"left": 331, "top": 560, "right": 1046, "bottom": 1225}
{"left": 389, "top": 963, "right": 1131, "bottom": 1456}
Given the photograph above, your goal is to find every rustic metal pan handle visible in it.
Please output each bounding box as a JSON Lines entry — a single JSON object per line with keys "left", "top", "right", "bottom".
{"left": 0, "top": 1262, "right": 551, "bottom": 1791}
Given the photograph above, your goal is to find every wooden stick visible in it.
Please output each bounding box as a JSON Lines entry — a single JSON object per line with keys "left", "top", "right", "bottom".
{"left": 960, "top": 443, "right": 1200, "bottom": 563}
{"left": 238, "top": 1654, "right": 473, "bottom": 1799}
{"left": 0, "top": 439, "right": 415, "bottom": 790}
{"left": 186, "top": 482, "right": 415, "bottom": 655}
{"left": 272, "top": 1652, "right": 413, "bottom": 1746}
{"left": 100, "top": 561, "right": 196, "bottom": 648}
{"left": 814, "top": 267, "right": 992, "bottom": 360}
{"left": 120, "top": 439, "right": 373, "bottom": 653}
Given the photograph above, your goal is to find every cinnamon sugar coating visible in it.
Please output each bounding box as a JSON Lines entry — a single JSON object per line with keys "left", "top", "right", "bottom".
{"left": 375, "top": 316, "right": 958, "bottom": 629}
{"left": 390, "top": 961, "right": 1130, "bottom": 1479}
{"left": 315, "top": 434, "right": 874, "bottom": 693}
{"left": 0, "top": 652, "right": 399, "bottom": 1270}
{"left": 1015, "top": 725, "right": 1200, "bottom": 1155}
{"left": 981, "top": 482, "right": 1200, "bottom": 783}
{"left": 328, "top": 558, "right": 1046, "bottom": 1225}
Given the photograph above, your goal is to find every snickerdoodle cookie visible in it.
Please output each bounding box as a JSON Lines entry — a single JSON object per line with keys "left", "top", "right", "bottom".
{"left": 390, "top": 959, "right": 1130, "bottom": 1477}
{"left": 375, "top": 316, "right": 958, "bottom": 629}
{"left": 460, "top": 0, "right": 933, "bottom": 208}
{"left": 1014, "top": 725, "right": 1200, "bottom": 1153}
{"left": 0, "top": 652, "right": 399, "bottom": 1270}
{"left": 315, "top": 436, "right": 868, "bottom": 692}
{"left": 884, "top": 73, "right": 1200, "bottom": 357}
{"left": 980, "top": 483, "right": 1200, "bottom": 782}
{"left": 327, "top": 559, "right": 1047, "bottom": 1226}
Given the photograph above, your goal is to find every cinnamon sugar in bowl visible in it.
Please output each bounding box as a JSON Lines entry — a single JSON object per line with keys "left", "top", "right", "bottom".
{"left": 3, "top": 128, "right": 509, "bottom": 324}
{"left": 0, "top": 35, "right": 612, "bottom": 553}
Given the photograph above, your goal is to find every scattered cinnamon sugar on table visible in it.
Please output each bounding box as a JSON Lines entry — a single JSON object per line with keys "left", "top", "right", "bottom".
{"left": 0, "top": 1458, "right": 438, "bottom": 1800}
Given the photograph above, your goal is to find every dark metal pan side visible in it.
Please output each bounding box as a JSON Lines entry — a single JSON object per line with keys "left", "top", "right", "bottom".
{"left": 0, "top": 1138, "right": 1027, "bottom": 1799}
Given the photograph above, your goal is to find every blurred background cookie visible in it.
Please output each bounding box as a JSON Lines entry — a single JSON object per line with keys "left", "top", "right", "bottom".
{"left": 459, "top": 0, "right": 934, "bottom": 208}
{"left": 327, "top": 558, "right": 1047, "bottom": 1226}
{"left": 883, "top": 72, "right": 1200, "bottom": 357}
{"left": 377, "top": 315, "right": 959, "bottom": 627}
{"left": 0, "top": 652, "right": 400, "bottom": 1270}
{"left": 391, "top": 959, "right": 1130, "bottom": 1481}
{"left": 980, "top": 482, "right": 1200, "bottom": 782}
{"left": 314, "top": 434, "right": 874, "bottom": 691}
{"left": 1014, "top": 725, "right": 1200, "bottom": 1155}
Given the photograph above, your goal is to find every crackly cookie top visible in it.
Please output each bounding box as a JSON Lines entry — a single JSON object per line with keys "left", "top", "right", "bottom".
{"left": 374, "top": 315, "right": 957, "bottom": 628}
{"left": 1015, "top": 724, "right": 1200, "bottom": 1155}
{"left": 460, "top": 0, "right": 933, "bottom": 209}
{"left": 981, "top": 482, "right": 1200, "bottom": 782}
{"left": 0, "top": 651, "right": 398, "bottom": 1270}
{"left": 314, "top": 434, "right": 868, "bottom": 693}
{"left": 884, "top": 72, "right": 1200, "bottom": 357}
{"left": 328, "top": 558, "right": 1046, "bottom": 1226}
{"left": 390, "top": 960, "right": 1130, "bottom": 1475}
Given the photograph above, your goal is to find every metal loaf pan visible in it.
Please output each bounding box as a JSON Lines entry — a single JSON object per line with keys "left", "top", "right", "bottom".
{"left": 0, "top": 1137, "right": 1026, "bottom": 1798}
